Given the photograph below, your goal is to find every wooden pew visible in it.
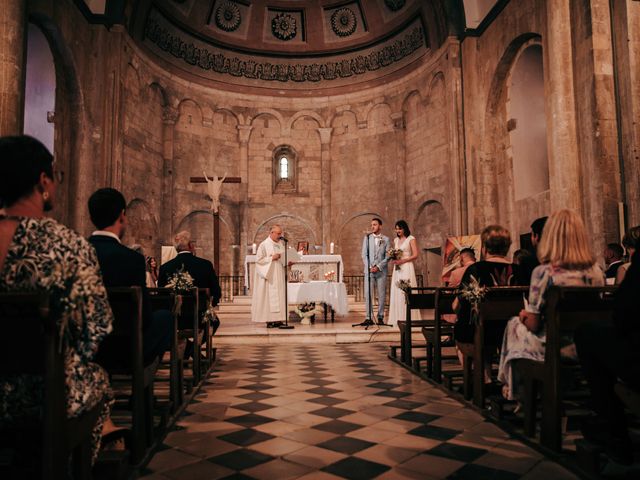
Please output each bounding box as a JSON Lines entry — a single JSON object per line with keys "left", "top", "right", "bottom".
{"left": 147, "top": 288, "right": 183, "bottom": 413}
{"left": 174, "top": 289, "right": 202, "bottom": 386}
{"left": 467, "top": 286, "right": 528, "bottom": 407}
{"left": 198, "top": 288, "right": 213, "bottom": 370}
{"left": 98, "top": 287, "right": 155, "bottom": 465}
{"left": 399, "top": 287, "right": 438, "bottom": 367}
{"left": 516, "top": 286, "right": 615, "bottom": 452}
{"left": 422, "top": 287, "right": 457, "bottom": 381}
{"left": 0, "top": 292, "right": 103, "bottom": 479}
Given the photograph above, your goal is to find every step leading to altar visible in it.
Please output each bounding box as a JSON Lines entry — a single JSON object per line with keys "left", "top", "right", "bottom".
{"left": 215, "top": 296, "right": 433, "bottom": 345}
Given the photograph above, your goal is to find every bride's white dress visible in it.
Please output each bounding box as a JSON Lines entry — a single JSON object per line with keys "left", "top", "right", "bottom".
{"left": 388, "top": 235, "right": 422, "bottom": 327}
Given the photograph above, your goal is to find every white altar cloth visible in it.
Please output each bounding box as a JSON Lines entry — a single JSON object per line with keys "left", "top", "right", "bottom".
{"left": 244, "top": 254, "right": 344, "bottom": 289}
{"left": 287, "top": 281, "right": 348, "bottom": 316}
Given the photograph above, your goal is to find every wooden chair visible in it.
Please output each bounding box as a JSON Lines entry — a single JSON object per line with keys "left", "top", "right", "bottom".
{"left": 516, "top": 286, "right": 615, "bottom": 452}
{"left": 97, "top": 287, "right": 154, "bottom": 465}
{"left": 399, "top": 287, "right": 438, "bottom": 367}
{"left": 0, "top": 292, "right": 103, "bottom": 479}
{"left": 465, "top": 286, "right": 528, "bottom": 407}
{"left": 198, "top": 288, "right": 214, "bottom": 370}
{"left": 147, "top": 288, "right": 183, "bottom": 413}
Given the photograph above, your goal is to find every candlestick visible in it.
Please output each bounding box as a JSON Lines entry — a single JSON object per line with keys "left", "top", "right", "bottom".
{"left": 330, "top": 242, "right": 334, "bottom": 254}
{"left": 252, "top": 243, "right": 257, "bottom": 254}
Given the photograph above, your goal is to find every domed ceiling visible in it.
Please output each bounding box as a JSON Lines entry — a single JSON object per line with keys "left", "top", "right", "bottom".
{"left": 130, "top": 0, "right": 453, "bottom": 94}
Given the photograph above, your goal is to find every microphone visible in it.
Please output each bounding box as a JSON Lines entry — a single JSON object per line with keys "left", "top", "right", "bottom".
{"left": 279, "top": 236, "right": 289, "bottom": 242}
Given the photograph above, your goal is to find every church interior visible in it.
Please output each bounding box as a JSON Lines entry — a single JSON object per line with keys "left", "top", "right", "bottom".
{"left": 1, "top": 0, "right": 640, "bottom": 479}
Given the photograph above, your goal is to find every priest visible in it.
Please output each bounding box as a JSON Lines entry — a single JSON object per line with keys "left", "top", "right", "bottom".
{"left": 251, "top": 225, "right": 289, "bottom": 327}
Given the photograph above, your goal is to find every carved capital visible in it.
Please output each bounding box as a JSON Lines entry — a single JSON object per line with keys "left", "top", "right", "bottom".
{"left": 162, "top": 106, "right": 179, "bottom": 125}
{"left": 317, "top": 127, "right": 333, "bottom": 145}
{"left": 237, "top": 125, "right": 253, "bottom": 144}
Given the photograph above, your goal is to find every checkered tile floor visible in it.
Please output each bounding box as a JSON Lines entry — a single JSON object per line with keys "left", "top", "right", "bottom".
{"left": 140, "top": 344, "right": 579, "bottom": 479}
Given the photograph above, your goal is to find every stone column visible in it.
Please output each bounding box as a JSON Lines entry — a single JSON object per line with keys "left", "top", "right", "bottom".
{"left": 391, "top": 112, "right": 407, "bottom": 220}
{"left": 544, "top": 0, "right": 582, "bottom": 213}
{"left": 161, "top": 106, "right": 178, "bottom": 243}
{"left": 318, "top": 127, "right": 333, "bottom": 252}
{"left": 237, "top": 124, "right": 253, "bottom": 270}
{"left": 0, "top": 0, "right": 26, "bottom": 135}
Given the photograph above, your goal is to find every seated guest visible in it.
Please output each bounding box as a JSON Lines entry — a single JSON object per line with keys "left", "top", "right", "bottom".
{"left": 159, "top": 231, "right": 221, "bottom": 356}
{"left": 517, "top": 216, "right": 548, "bottom": 285}
{"left": 0, "top": 136, "right": 119, "bottom": 463}
{"left": 497, "top": 209, "right": 604, "bottom": 400}
{"left": 453, "top": 225, "right": 520, "bottom": 380}
{"left": 512, "top": 248, "right": 532, "bottom": 266}
{"left": 604, "top": 242, "right": 624, "bottom": 284}
{"left": 615, "top": 225, "right": 640, "bottom": 284}
{"left": 575, "top": 249, "right": 640, "bottom": 465}
{"left": 447, "top": 247, "right": 476, "bottom": 287}
{"left": 88, "top": 188, "right": 172, "bottom": 366}
{"left": 146, "top": 255, "right": 159, "bottom": 288}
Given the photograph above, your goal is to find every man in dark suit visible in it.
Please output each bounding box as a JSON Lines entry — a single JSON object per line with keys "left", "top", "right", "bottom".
{"left": 88, "top": 188, "right": 172, "bottom": 365}
{"left": 604, "top": 243, "right": 624, "bottom": 283}
{"left": 159, "top": 231, "right": 221, "bottom": 357}
{"left": 517, "top": 216, "right": 548, "bottom": 285}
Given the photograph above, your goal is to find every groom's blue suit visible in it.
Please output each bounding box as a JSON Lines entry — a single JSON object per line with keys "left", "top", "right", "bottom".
{"left": 362, "top": 233, "right": 391, "bottom": 322}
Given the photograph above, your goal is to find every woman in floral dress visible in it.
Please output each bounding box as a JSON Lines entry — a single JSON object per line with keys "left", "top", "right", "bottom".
{"left": 388, "top": 220, "right": 421, "bottom": 327}
{"left": 497, "top": 209, "right": 604, "bottom": 400}
{"left": 0, "top": 136, "right": 115, "bottom": 463}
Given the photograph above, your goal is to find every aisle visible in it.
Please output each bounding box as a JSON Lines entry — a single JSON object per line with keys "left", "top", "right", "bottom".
{"left": 141, "top": 344, "right": 578, "bottom": 479}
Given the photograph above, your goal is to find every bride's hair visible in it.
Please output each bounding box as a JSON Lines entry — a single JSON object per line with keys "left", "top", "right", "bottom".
{"left": 395, "top": 220, "right": 410, "bottom": 236}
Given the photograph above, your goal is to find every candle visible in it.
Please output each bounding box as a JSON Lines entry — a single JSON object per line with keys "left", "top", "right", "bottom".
{"left": 252, "top": 243, "right": 257, "bottom": 254}
{"left": 330, "top": 242, "right": 334, "bottom": 254}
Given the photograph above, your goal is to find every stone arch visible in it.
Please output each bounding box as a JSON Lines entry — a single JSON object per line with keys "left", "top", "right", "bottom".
{"left": 146, "top": 81, "right": 169, "bottom": 107}
{"left": 214, "top": 107, "right": 240, "bottom": 127}
{"left": 365, "top": 102, "right": 393, "bottom": 129}
{"left": 478, "top": 33, "right": 543, "bottom": 232}
{"left": 252, "top": 214, "right": 318, "bottom": 250}
{"left": 177, "top": 98, "right": 204, "bottom": 125}
{"left": 401, "top": 89, "right": 423, "bottom": 114}
{"left": 27, "top": 13, "right": 85, "bottom": 229}
{"left": 330, "top": 109, "right": 358, "bottom": 137}
{"left": 414, "top": 199, "right": 450, "bottom": 285}
{"left": 287, "top": 110, "right": 325, "bottom": 131}
{"left": 249, "top": 109, "right": 284, "bottom": 129}
{"left": 176, "top": 210, "right": 235, "bottom": 274}
{"left": 249, "top": 111, "right": 283, "bottom": 140}
{"left": 126, "top": 198, "right": 159, "bottom": 258}
{"left": 336, "top": 212, "right": 385, "bottom": 274}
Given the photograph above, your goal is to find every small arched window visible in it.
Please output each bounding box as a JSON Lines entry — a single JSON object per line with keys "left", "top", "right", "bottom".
{"left": 279, "top": 155, "right": 289, "bottom": 180}
{"left": 273, "top": 145, "right": 297, "bottom": 193}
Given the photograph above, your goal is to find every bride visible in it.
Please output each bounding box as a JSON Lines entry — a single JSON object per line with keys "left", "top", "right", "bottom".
{"left": 388, "top": 220, "right": 422, "bottom": 327}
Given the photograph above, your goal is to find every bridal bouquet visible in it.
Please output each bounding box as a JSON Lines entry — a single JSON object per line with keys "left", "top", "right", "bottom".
{"left": 166, "top": 267, "right": 195, "bottom": 293}
{"left": 387, "top": 248, "right": 403, "bottom": 270}
{"left": 458, "top": 275, "right": 487, "bottom": 319}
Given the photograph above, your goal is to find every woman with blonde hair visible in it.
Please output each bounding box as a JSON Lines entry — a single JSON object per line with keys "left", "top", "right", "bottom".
{"left": 497, "top": 209, "right": 604, "bottom": 400}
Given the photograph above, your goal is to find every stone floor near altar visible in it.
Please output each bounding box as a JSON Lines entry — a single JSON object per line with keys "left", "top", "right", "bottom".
{"left": 139, "top": 343, "right": 579, "bottom": 480}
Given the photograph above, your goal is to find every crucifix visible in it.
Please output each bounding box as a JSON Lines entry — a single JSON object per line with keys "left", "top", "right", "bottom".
{"left": 189, "top": 173, "right": 241, "bottom": 273}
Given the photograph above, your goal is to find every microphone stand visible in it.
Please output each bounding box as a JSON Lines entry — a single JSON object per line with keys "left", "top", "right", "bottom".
{"left": 279, "top": 237, "right": 294, "bottom": 329}
{"left": 353, "top": 233, "right": 375, "bottom": 329}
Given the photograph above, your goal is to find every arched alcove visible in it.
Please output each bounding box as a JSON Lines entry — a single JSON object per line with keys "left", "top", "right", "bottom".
{"left": 414, "top": 200, "right": 449, "bottom": 285}
{"left": 177, "top": 211, "right": 235, "bottom": 275}
{"left": 253, "top": 214, "right": 317, "bottom": 250}
{"left": 508, "top": 44, "right": 549, "bottom": 201}
{"left": 337, "top": 213, "right": 386, "bottom": 275}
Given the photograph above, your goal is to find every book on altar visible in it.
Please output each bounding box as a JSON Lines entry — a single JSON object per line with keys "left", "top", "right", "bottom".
{"left": 279, "top": 246, "right": 302, "bottom": 266}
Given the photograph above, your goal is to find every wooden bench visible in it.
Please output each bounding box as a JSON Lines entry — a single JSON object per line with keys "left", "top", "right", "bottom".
{"left": 422, "top": 287, "right": 457, "bottom": 381}
{"left": 0, "top": 292, "right": 103, "bottom": 479}
{"left": 463, "top": 287, "right": 528, "bottom": 406}
{"left": 515, "top": 286, "right": 615, "bottom": 452}
{"left": 400, "top": 287, "right": 438, "bottom": 367}
{"left": 148, "top": 288, "right": 183, "bottom": 413}
{"left": 98, "top": 287, "right": 155, "bottom": 465}
{"left": 173, "top": 289, "right": 202, "bottom": 386}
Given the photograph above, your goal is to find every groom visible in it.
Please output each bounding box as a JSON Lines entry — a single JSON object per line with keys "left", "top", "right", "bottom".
{"left": 362, "top": 217, "right": 391, "bottom": 325}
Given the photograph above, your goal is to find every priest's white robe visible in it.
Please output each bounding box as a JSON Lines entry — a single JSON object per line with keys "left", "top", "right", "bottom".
{"left": 251, "top": 237, "right": 287, "bottom": 323}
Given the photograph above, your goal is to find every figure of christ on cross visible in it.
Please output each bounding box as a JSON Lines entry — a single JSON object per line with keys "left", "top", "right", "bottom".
{"left": 189, "top": 174, "right": 241, "bottom": 273}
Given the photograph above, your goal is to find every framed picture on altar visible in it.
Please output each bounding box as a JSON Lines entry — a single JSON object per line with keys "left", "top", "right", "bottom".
{"left": 296, "top": 241, "right": 309, "bottom": 255}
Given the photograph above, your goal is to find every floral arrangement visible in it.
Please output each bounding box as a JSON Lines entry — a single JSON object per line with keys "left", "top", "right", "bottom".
{"left": 387, "top": 248, "right": 403, "bottom": 271}
{"left": 396, "top": 279, "right": 412, "bottom": 292}
{"left": 294, "top": 302, "right": 319, "bottom": 325}
{"left": 166, "top": 267, "right": 195, "bottom": 293}
{"left": 458, "top": 275, "right": 488, "bottom": 317}
{"left": 202, "top": 304, "right": 218, "bottom": 325}
{"left": 324, "top": 270, "right": 336, "bottom": 281}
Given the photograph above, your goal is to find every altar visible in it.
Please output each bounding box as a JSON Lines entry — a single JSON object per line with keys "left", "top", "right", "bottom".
{"left": 244, "top": 254, "right": 344, "bottom": 292}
